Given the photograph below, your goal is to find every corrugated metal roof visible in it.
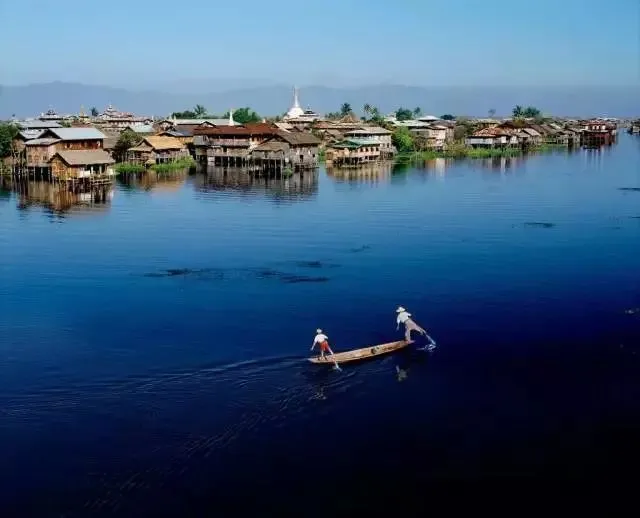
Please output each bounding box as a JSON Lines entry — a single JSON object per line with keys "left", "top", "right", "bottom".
{"left": 344, "top": 127, "right": 391, "bottom": 136}
{"left": 52, "top": 150, "right": 115, "bottom": 166}
{"left": 48, "top": 128, "right": 107, "bottom": 140}
{"left": 19, "top": 129, "right": 45, "bottom": 140}
{"left": 18, "top": 120, "right": 62, "bottom": 129}
{"left": 125, "top": 124, "right": 155, "bottom": 133}
{"left": 25, "top": 138, "right": 61, "bottom": 146}
{"left": 170, "top": 118, "right": 232, "bottom": 126}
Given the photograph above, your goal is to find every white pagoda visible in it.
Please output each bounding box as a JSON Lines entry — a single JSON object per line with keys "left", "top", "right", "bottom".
{"left": 283, "top": 86, "right": 321, "bottom": 122}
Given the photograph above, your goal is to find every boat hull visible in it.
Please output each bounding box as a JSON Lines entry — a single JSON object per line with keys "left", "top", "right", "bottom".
{"left": 308, "top": 340, "right": 410, "bottom": 364}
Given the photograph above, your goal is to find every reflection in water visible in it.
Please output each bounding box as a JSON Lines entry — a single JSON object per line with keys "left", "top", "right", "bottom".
{"left": 3, "top": 178, "right": 113, "bottom": 217}
{"left": 326, "top": 161, "right": 393, "bottom": 184}
{"left": 192, "top": 166, "right": 318, "bottom": 201}
{"left": 117, "top": 169, "right": 189, "bottom": 193}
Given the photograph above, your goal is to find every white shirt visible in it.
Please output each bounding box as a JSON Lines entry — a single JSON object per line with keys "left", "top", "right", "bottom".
{"left": 396, "top": 311, "right": 412, "bottom": 325}
{"left": 313, "top": 333, "right": 328, "bottom": 344}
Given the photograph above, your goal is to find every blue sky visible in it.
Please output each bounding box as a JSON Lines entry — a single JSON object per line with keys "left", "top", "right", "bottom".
{"left": 2, "top": 0, "right": 638, "bottom": 88}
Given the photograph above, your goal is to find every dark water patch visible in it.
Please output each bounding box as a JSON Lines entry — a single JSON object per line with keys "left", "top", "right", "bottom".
{"left": 143, "top": 267, "right": 331, "bottom": 284}
{"left": 524, "top": 222, "right": 556, "bottom": 229}
{"left": 349, "top": 245, "right": 371, "bottom": 253}
{"left": 291, "top": 260, "right": 340, "bottom": 269}
{"left": 618, "top": 187, "right": 640, "bottom": 192}
{"left": 629, "top": 216, "right": 640, "bottom": 219}
{"left": 143, "top": 268, "right": 216, "bottom": 278}
{"left": 252, "top": 268, "right": 330, "bottom": 284}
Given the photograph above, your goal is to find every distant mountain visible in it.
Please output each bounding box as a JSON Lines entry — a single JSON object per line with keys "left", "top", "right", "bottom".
{"left": 1, "top": 82, "right": 638, "bottom": 119}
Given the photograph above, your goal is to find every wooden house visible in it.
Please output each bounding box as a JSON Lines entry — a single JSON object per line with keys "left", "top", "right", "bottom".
{"left": 271, "top": 131, "right": 321, "bottom": 169}
{"left": 410, "top": 125, "right": 452, "bottom": 151}
{"left": 325, "top": 140, "right": 382, "bottom": 166}
{"left": 343, "top": 127, "right": 395, "bottom": 157}
{"left": 578, "top": 120, "right": 616, "bottom": 147}
{"left": 24, "top": 138, "right": 61, "bottom": 174}
{"left": 49, "top": 150, "right": 115, "bottom": 180}
{"left": 126, "top": 136, "right": 188, "bottom": 165}
{"left": 39, "top": 127, "right": 107, "bottom": 150}
{"left": 193, "top": 123, "right": 280, "bottom": 166}
{"left": 465, "top": 127, "right": 519, "bottom": 148}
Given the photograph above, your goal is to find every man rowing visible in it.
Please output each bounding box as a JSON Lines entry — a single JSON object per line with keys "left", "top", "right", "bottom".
{"left": 310, "top": 328, "right": 341, "bottom": 370}
{"left": 395, "top": 306, "right": 428, "bottom": 343}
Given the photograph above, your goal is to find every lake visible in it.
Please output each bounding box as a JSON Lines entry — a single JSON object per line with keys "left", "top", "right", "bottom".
{"left": 1, "top": 136, "right": 639, "bottom": 516}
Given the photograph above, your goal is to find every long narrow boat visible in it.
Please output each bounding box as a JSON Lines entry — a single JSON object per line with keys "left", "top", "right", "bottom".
{"left": 308, "top": 340, "right": 410, "bottom": 365}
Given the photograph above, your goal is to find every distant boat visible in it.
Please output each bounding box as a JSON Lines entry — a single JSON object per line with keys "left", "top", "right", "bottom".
{"left": 308, "top": 340, "right": 410, "bottom": 365}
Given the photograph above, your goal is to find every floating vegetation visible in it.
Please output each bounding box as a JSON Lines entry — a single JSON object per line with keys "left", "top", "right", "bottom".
{"left": 349, "top": 245, "right": 371, "bottom": 253}
{"left": 524, "top": 222, "right": 556, "bottom": 229}
{"left": 143, "top": 266, "right": 330, "bottom": 284}
{"left": 618, "top": 187, "right": 640, "bottom": 192}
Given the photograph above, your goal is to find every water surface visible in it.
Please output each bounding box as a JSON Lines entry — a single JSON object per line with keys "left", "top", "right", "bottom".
{"left": 1, "top": 138, "right": 639, "bottom": 516}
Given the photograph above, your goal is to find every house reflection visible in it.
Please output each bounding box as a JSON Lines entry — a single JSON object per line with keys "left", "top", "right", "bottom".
{"left": 116, "top": 169, "right": 188, "bottom": 193}
{"left": 7, "top": 179, "right": 113, "bottom": 217}
{"left": 192, "top": 166, "right": 318, "bottom": 201}
{"left": 326, "top": 161, "right": 393, "bottom": 184}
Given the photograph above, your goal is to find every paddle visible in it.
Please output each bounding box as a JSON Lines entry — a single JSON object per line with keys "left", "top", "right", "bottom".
{"left": 416, "top": 332, "right": 437, "bottom": 351}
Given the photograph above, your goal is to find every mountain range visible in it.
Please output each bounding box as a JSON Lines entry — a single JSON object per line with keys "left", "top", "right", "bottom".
{"left": 1, "top": 82, "right": 638, "bottom": 119}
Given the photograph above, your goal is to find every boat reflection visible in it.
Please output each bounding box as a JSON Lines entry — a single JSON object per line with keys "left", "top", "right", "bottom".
{"left": 116, "top": 169, "right": 189, "bottom": 193}
{"left": 4, "top": 179, "right": 113, "bottom": 217}
{"left": 192, "top": 166, "right": 318, "bottom": 201}
{"left": 326, "top": 161, "right": 393, "bottom": 184}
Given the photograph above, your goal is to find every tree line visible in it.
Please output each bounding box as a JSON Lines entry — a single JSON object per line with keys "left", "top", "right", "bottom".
{"left": 170, "top": 105, "right": 261, "bottom": 124}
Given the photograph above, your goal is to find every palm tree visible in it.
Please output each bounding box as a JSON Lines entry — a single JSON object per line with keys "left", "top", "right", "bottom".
{"left": 194, "top": 104, "right": 207, "bottom": 118}
{"left": 340, "top": 103, "right": 352, "bottom": 116}
{"left": 488, "top": 108, "right": 496, "bottom": 118}
{"left": 413, "top": 107, "right": 422, "bottom": 118}
{"left": 512, "top": 105, "right": 524, "bottom": 118}
{"left": 363, "top": 103, "right": 372, "bottom": 118}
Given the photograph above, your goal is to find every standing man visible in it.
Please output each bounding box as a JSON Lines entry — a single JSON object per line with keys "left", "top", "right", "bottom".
{"left": 311, "top": 328, "right": 341, "bottom": 370}
{"left": 396, "top": 306, "right": 427, "bottom": 343}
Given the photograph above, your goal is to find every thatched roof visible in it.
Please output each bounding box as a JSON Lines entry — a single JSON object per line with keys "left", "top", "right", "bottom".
{"left": 142, "top": 136, "right": 184, "bottom": 150}
{"left": 52, "top": 150, "right": 115, "bottom": 166}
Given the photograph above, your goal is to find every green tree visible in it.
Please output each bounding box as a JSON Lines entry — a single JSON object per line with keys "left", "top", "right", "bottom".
{"left": 370, "top": 106, "right": 385, "bottom": 124}
{"left": 512, "top": 105, "right": 524, "bottom": 118}
{"left": 391, "top": 126, "right": 415, "bottom": 152}
{"left": 0, "top": 122, "right": 19, "bottom": 158}
{"left": 113, "top": 129, "right": 143, "bottom": 162}
{"left": 194, "top": 104, "right": 207, "bottom": 118}
{"left": 453, "top": 122, "right": 475, "bottom": 141}
{"left": 90, "top": 107, "right": 99, "bottom": 117}
{"left": 413, "top": 107, "right": 422, "bottom": 118}
{"left": 171, "top": 109, "right": 197, "bottom": 119}
{"left": 395, "top": 107, "right": 413, "bottom": 121}
{"left": 488, "top": 108, "right": 496, "bottom": 118}
{"left": 363, "top": 103, "right": 372, "bottom": 117}
{"left": 523, "top": 106, "right": 541, "bottom": 118}
{"left": 440, "top": 114, "right": 455, "bottom": 120}
{"left": 223, "top": 107, "right": 261, "bottom": 124}
{"left": 340, "top": 103, "right": 353, "bottom": 117}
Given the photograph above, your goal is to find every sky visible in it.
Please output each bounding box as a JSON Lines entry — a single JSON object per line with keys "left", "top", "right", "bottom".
{"left": 1, "top": 0, "right": 639, "bottom": 89}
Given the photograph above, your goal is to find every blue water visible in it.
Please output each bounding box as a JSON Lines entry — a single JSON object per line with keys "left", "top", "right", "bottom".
{"left": 1, "top": 137, "right": 639, "bottom": 516}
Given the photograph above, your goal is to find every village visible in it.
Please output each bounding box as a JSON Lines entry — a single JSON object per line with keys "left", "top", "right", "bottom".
{"left": 0, "top": 87, "right": 629, "bottom": 188}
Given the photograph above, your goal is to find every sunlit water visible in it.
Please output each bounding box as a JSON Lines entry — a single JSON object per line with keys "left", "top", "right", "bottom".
{"left": 1, "top": 137, "right": 639, "bottom": 516}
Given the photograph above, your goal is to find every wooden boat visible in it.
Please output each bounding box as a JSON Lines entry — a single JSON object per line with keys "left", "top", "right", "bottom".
{"left": 308, "top": 340, "right": 410, "bottom": 365}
